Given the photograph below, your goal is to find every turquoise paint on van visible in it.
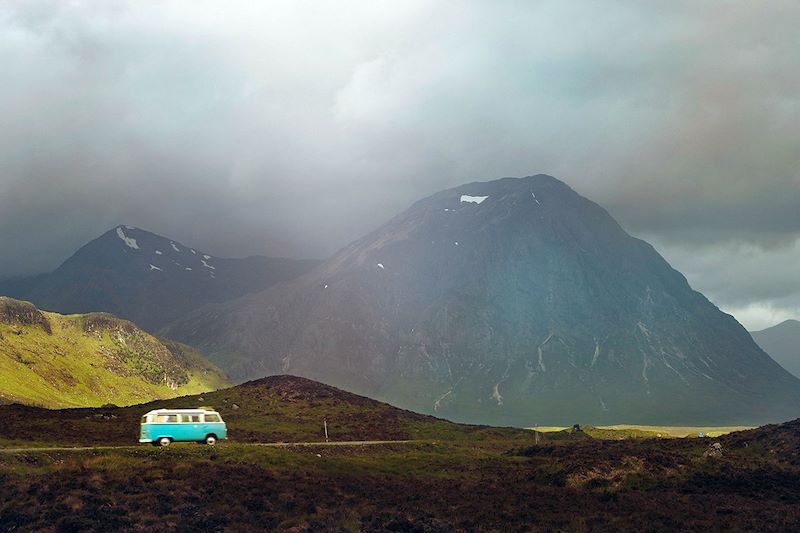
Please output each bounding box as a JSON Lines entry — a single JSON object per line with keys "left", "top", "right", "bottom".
{"left": 139, "top": 409, "right": 227, "bottom": 446}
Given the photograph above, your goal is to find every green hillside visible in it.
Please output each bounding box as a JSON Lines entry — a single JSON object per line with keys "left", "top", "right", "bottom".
{"left": 0, "top": 375, "right": 537, "bottom": 446}
{"left": 0, "top": 296, "right": 230, "bottom": 408}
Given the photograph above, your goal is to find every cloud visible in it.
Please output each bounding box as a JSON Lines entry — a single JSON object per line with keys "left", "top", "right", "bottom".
{"left": 647, "top": 237, "right": 800, "bottom": 329}
{"left": 0, "top": 1, "right": 798, "bottom": 327}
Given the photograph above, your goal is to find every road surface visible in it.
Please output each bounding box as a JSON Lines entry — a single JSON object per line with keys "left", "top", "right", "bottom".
{"left": 0, "top": 440, "right": 415, "bottom": 453}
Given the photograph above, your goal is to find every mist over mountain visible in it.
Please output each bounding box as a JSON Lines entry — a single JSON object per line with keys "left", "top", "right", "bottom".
{"left": 0, "top": 226, "right": 319, "bottom": 331}
{"left": 751, "top": 320, "right": 800, "bottom": 379}
{"left": 165, "top": 175, "right": 800, "bottom": 426}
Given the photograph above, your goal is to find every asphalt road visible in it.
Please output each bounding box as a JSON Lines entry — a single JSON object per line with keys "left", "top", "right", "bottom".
{"left": 0, "top": 440, "right": 415, "bottom": 453}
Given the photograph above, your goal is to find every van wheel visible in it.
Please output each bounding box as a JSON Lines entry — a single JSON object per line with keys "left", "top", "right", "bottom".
{"left": 205, "top": 435, "right": 217, "bottom": 446}
{"left": 157, "top": 437, "right": 171, "bottom": 447}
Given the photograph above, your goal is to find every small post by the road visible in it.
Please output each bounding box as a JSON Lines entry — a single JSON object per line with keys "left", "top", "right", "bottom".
{"left": 535, "top": 424, "right": 539, "bottom": 445}
{"left": 324, "top": 419, "right": 329, "bottom": 442}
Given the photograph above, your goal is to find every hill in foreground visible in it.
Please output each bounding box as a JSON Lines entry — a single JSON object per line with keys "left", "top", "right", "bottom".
{"left": 0, "top": 297, "right": 229, "bottom": 408}
{"left": 0, "top": 375, "right": 533, "bottom": 446}
{"left": 165, "top": 175, "right": 800, "bottom": 426}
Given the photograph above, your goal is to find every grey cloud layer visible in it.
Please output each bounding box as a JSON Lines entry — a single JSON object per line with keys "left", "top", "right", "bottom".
{"left": 1, "top": 1, "right": 798, "bottom": 328}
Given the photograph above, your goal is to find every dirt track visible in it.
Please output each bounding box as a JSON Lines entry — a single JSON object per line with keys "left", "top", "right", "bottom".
{"left": 0, "top": 440, "right": 414, "bottom": 453}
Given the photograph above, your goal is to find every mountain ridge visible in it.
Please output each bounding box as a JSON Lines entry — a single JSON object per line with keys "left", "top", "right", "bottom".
{"left": 0, "top": 226, "right": 320, "bottom": 331}
{"left": 750, "top": 319, "right": 800, "bottom": 379}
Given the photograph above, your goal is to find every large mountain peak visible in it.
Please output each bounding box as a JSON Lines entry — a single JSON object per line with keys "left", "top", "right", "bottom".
{"left": 165, "top": 175, "right": 800, "bottom": 426}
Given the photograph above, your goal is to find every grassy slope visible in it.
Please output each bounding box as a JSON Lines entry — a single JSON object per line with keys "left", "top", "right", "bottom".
{"left": 0, "top": 309, "right": 229, "bottom": 408}
{"left": 0, "top": 375, "right": 536, "bottom": 446}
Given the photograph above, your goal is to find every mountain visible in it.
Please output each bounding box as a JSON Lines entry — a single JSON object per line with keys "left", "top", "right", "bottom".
{"left": 0, "top": 226, "right": 320, "bottom": 331}
{"left": 0, "top": 375, "right": 532, "bottom": 446}
{"left": 0, "top": 296, "right": 229, "bottom": 408}
{"left": 750, "top": 320, "right": 800, "bottom": 379}
{"left": 165, "top": 175, "right": 800, "bottom": 426}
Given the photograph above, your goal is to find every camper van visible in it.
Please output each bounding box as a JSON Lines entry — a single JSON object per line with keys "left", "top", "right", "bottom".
{"left": 139, "top": 409, "right": 227, "bottom": 446}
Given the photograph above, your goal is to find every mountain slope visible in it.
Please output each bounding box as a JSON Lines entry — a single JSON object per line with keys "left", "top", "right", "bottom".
{"left": 0, "top": 226, "right": 319, "bottom": 331}
{"left": 165, "top": 175, "right": 800, "bottom": 426}
{"left": 751, "top": 320, "right": 800, "bottom": 379}
{"left": 0, "top": 297, "right": 229, "bottom": 408}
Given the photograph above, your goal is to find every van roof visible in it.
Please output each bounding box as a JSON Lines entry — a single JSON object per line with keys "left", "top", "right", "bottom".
{"left": 144, "top": 408, "right": 217, "bottom": 415}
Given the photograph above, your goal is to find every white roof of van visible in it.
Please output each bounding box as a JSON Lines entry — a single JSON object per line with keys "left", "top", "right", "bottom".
{"left": 144, "top": 408, "right": 217, "bottom": 414}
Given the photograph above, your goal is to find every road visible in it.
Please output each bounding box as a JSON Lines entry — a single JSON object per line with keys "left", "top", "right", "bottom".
{"left": 0, "top": 440, "right": 415, "bottom": 453}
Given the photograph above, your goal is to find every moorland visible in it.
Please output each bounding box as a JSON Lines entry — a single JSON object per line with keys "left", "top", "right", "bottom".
{"left": 0, "top": 376, "right": 798, "bottom": 532}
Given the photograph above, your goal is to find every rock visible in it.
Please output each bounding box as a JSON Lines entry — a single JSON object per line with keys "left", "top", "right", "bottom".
{"left": 704, "top": 442, "right": 724, "bottom": 458}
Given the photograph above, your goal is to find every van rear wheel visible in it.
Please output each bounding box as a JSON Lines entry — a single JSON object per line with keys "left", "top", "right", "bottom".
{"left": 157, "top": 437, "right": 171, "bottom": 447}
{"left": 204, "top": 435, "right": 217, "bottom": 446}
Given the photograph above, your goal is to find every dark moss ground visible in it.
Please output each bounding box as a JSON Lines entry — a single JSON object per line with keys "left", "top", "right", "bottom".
{"left": 1, "top": 424, "right": 799, "bottom": 532}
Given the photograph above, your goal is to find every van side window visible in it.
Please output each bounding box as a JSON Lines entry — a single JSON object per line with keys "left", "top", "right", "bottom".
{"left": 180, "top": 414, "right": 201, "bottom": 423}
{"left": 156, "top": 414, "right": 178, "bottom": 423}
{"left": 204, "top": 414, "right": 221, "bottom": 423}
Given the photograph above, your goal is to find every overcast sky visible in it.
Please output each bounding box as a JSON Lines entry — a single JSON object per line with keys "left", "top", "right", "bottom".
{"left": 1, "top": 1, "right": 798, "bottom": 329}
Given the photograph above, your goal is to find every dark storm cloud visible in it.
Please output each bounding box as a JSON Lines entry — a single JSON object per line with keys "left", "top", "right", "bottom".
{"left": 1, "top": 1, "right": 799, "bottom": 327}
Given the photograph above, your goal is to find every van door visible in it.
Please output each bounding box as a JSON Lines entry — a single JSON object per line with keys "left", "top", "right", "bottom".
{"left": 179, "top": 414, "right": 203, "bottom": 441}
{"left": 203, "top": 412, "right": 222, "bottom": 438}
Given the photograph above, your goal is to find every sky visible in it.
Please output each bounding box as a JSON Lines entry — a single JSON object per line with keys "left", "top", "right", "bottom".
{"left": 0, "top": 0, "right": 798, "bottom": 330}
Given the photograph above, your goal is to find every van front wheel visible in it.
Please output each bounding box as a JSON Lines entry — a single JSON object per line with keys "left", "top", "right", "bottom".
{"left": 204, "top": 435, "right": 217, "bottom": 446}
{"left": 157, "top": 437, "right": 171, "bottom": 447}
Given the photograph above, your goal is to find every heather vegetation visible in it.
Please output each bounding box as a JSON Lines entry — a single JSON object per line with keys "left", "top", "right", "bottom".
{"left": 1, "top": 421, "right": 799, "bottom": 531}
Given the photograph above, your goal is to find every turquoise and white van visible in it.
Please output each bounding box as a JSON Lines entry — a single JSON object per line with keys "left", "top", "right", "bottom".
{"left": 139, "top": 408, "right": 227, "bottom": 446}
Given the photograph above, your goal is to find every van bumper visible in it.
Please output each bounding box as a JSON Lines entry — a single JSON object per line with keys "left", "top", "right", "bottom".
{"left": 139, "top": 438, "right": 153, "bottom": 443}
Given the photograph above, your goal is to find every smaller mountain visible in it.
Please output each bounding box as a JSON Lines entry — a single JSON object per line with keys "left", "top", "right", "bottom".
{"left": 0, "top": 296, "right": 230, "bottom": 408}
{"left": 0, "top": 375, "right": 533, "bottom": 445}
{"left": 751, "top": 320, "right": 800, "bottom": 379}
{"left": 0, "top": 226, "right": 320, "bottom": 331}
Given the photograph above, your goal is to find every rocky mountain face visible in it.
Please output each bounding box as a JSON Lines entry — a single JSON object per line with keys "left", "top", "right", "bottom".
{"left": 0, "top": 226, "right": 320, "bottom": 331}
{"left": 751, "top": 320, "right": 800, "bottom": 379}
{"left": 165, "top": 175, "right": 800, "bottom": 426}
{"left": 0, "top": 296, "right": 229, "bottom": 408}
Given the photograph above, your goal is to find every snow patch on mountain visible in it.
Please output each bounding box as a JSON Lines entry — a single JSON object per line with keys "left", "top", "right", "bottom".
{"left": 116, "top": 227, "right": 139, "bottom": 250}
{"left": 460, "top": 195, "right": 488, "bottom": 204}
